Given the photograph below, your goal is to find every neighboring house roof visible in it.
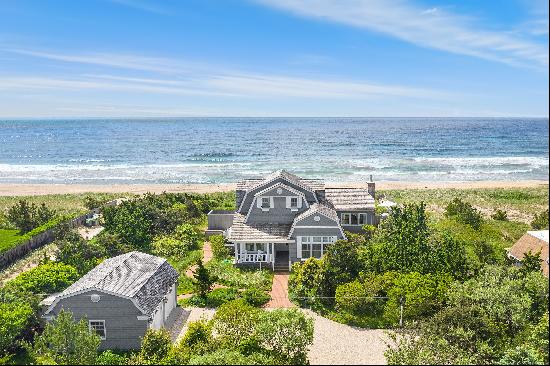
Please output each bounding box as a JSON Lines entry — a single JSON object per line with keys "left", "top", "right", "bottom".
{"left": 324, "top": 187, "right": 375, "bottom": 210}
{"left": 46, "top": 251, "right": 179, "bottom": 316}
{"left": 227, "top": 213, "right": 292, "bottom": 242}
{"left": 508, "top": 230, "right": 549, "bottom": 277}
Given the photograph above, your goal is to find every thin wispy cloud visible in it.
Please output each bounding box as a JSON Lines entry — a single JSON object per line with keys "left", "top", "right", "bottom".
{"left": 0, "top": 49, "right": 446, "bottom": 99}
{"left": 255, "top": 0, "right": 549, "bottom": 69}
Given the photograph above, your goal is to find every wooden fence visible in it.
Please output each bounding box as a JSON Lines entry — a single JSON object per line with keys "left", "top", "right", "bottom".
{"left": 0, "top": 199, "right": 119, "bottom": 270}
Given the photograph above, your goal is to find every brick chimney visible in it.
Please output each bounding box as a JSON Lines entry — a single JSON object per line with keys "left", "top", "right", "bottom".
{"left": 367, "top": 175, "right": 375, "bottom": 198}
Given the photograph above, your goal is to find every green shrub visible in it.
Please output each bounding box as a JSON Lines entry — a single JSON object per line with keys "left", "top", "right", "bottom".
{"left": 5, "top": 262, "right": 79, "bottom": 294}
{"left": 55, "top": 230, "right": 106, "bottom": 276}
{"left": 531, "top": 209, "right": 549, "bottom": 230}
{"left": 152, "top": 236, "right": 190, "bottom": 258}
{"left": 180, "top": 320, "right": 213, "bottom": 354}
{"left": 445, "top": 197, "right": 483, "bottom": 230}
{"left": 0, "top": 302, "right": 35, "bottom": 355}
{"left": 240, "top": 288, "right": 270, "bottom": 307}
{"left": 188, "top": 349, "right": 274, "bottom": 365}
{"left": 83, "top": 195, "right": 111, "bottom": 210}
{"left": 212, "top": 299, "right": 261, "bottom": 347}
{"left": 335, "top": 277, "right": 387, "bottom": 317}
{"left": 383, "top": 272, "right": 451, "bottom": 324}
{"left": 210, "top": 235, "right": 230, "bottom": 259}
{"left": 289, "top": 258, "right": 322, "bottom": 305}
{"left": 96, "top": 350, "right": 128, "bottom": 365}
{"left": 173, "top": 223, "right": 202, "bottom": 250}
{"left": 138, "top": 328, "right": 172, "bottom": 363}
{"left": 187, "top": 288, "right": 239, "bottom": 308}
{"left": 491, "top": 209, "right": 508, "bottom": 221}
{"left": 255, "top": 309, "right": 314, "bottom": 365}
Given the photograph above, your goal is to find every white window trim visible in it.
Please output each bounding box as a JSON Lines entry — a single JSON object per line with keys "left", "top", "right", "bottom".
{"left": 89, "top": 320, "right": 106, "bottom": 340}
{"left": 341, "top": 213, "right": 369, "bottom": 226}
{"left": 298, "top": 236, "right": 337, "bottom": 259}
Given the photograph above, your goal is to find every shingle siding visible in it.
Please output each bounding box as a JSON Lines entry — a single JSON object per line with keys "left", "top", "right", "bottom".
{"left": 247, "top": 196, "right": 308, "bottom": 225}
{"left": 50, "top": 292, "right": 148, "bottom": 350}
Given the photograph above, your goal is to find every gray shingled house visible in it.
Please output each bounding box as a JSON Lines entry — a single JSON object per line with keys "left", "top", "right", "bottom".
{"left": 42, "top": 251, "right": 179, "bottom": 350}
{"left": 207, "top": 170, "right": 376, "bottom": 271}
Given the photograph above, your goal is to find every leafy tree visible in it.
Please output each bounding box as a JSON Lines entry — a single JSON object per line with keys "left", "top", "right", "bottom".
{"left": 255, "top": 309, "right": 314, "bottom": 365}
{"left": 29, "top": 310, "right": 101, "bottom": 365}
{"left": 491, "top": 209, "right": 508, "bottom": 221}
{"left": 6, "top": 200, "right": 55, "bottom": 233}
{"left": 531, "top": 209, "right": 549, "bottom": 230}
{"left": 445, "top": 197, "right": 483, "bottom": 230}
{"left": 316, "top": 239, "right": 365, "bottom": 302}
{"left": 362, "top": 202, "right": 469, "bottom": 278}
{"left": 193, "top": 259, "right": 215, "bottom": 298}
{"left": 4, "top": 262, "right": 79, "bottom": 294}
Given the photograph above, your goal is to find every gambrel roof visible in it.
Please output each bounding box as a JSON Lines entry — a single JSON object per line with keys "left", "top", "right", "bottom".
{"left": 46, "top": 251, "right": 179, "bottom": 316}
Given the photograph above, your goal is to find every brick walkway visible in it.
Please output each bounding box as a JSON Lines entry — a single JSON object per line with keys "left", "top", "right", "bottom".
{"left": 264, "top": 272, "right": 295, "bottom": 308}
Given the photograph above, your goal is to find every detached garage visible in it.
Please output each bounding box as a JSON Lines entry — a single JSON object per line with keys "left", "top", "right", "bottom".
{"left": 42, "top": 251, "right": 179, "bottom": 350}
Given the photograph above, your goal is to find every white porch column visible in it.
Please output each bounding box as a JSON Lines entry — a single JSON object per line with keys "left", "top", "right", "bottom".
{"left": 271, "top": 242, "right": 275, "bottom": 270}
{"left": 234, "top": 243, "right": 238, "bottom": 263}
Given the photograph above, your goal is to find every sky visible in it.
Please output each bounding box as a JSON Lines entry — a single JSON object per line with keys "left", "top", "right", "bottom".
{"left": 0, "top": 0, "right": 548, "bottom": 117}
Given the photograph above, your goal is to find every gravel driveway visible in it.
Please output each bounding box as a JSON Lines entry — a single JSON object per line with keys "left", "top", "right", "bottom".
{"left": 304, "top": 309, "right": 391, "bottom": 365}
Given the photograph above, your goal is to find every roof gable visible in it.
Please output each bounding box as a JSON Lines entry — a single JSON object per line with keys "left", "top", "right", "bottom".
{"left": 47, "top": 252, "right": 179, "bottom": 316}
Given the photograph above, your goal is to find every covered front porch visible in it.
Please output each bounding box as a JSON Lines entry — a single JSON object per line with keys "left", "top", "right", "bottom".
{"left": 231, "top": 241, "right": 293, "bottom": 271}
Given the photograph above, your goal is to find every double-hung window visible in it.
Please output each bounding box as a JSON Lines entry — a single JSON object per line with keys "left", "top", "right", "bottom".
{"left": 300, "top": 236, "right": 336, "bottom": 259}
{"left": 290, "top": 197, "right": 298, "bottom": 208}
{"left": 89, "top": 320, "right": 106, "bottom": 340}
{"left": 261, "top": 197, "right": 270, "bottom": 209}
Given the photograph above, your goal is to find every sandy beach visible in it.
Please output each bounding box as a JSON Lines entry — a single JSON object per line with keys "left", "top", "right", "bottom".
{"left": 0, "top": 180, "right": 546, "bottom": 196}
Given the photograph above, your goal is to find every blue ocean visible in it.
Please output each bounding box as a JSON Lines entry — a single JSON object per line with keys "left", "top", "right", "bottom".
{"left": 0, "top": 118, "right": 548, "bottom": 184}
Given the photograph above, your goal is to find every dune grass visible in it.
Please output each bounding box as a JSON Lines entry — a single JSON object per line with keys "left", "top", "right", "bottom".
{"left": 381, "top": 186, "right": 549, "bottom": 222}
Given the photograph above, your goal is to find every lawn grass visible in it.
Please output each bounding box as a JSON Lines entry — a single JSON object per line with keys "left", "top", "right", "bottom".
{"left": 0, "top": 229, "right": 22, "bottom": 253}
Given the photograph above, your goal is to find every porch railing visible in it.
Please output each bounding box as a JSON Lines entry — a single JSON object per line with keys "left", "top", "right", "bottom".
{"left": 237, "top": 253, "right": 272, "bottom": 263}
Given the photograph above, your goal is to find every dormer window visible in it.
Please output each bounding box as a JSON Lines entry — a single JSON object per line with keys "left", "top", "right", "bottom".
{"left": 261, "top": 197, "right": 270, "bottom": 208}
{"left": 286, "top": 196, "right": 302, "bottom": 211}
